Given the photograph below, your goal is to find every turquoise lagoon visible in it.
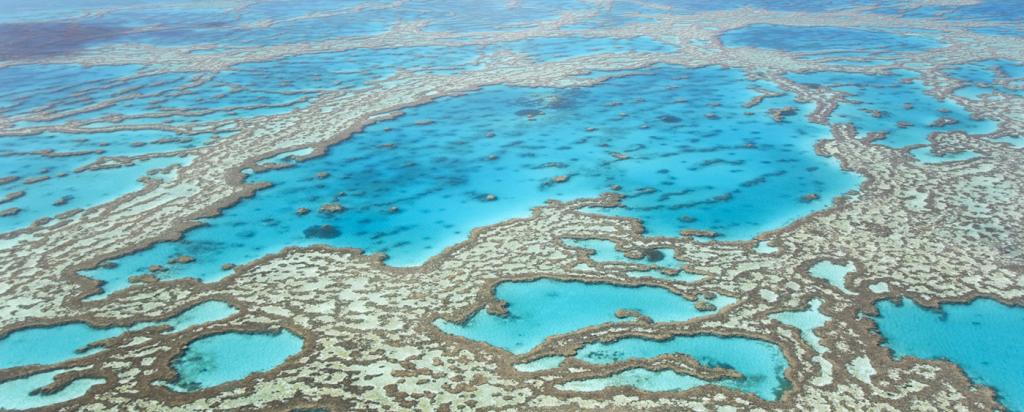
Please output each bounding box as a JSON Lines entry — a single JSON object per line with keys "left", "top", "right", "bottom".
{"left": 946, "top": 60, "right": 1024, "bottom": 99}
{"left": 787, "top": 70, "right": 999, "bottom": 147}
{"left": 808, "top": 260, "right": 855, "bottom": 294}
{"left": 0, "top": 368, "right": 105, "bottom": 410}
{"left": 563, "top": 238, "right": 704, "bottom": 282}
{"left": 162, "top": 330, "right": 303, "bottom": 392}
{"left": 874, "top": 298, "right": 1024, "bottom": 411}
{"left": 0, "top": 301, "right": 236, "bottom": 369}
{"left": 437, "top": 277, "right": 791, "bottom": 399}
{"left": 0, "top": 35, "right": 679, "bottom": 236}
{"left": 436, "top": 278, "right": 734, "bottom": 354}
{"left": 565, "top": 335, "right": 789, "bottom": 400}
{"left": 85, "top": 65, "right": 861, "bottom": 293}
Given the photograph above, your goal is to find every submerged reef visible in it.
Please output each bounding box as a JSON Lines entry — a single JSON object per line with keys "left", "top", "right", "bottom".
{"left": 1, "top": 0, "right": 1023, "bottom": 410}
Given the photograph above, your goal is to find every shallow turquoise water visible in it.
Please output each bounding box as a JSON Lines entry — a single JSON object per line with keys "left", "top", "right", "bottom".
{"left": 564, "top": 238, "right": 704, "bottom": 281}
{"left": 514, "top": 355, "right": 565, "bottom": 372}
{"left": 771, "top": 299, "right": 828, "bottom": 353}
{"left": 721, "top": 24, "right": 942, "bottom": 58}
{"left": 910, "top": 147, "right": 980, "bottom": 164}
{"left": 788, "top": 70, "right": 999, "bottom": 147}
{"left": 560, "top": 368, "right": 709, "bottom": 393}
{"left": 488, "top": 36, "right": 675, "bottom": 63}
{"left": 0, "top": 301, "right": 236, "bottom": 369}
{"left": 163, "top": 330, "right": 303, "bottom": 391}
{"left": 563, "top": 238, "right": 682, "bottom": 268}
{"left": 0, "top": 368, "right": 105, "bottom": 410}
{"left": 435, "top": 278, "right": 734, "bottom": 354}
{"left": 874, "top": 298, "right": 1024, "bottom": 411}
{"left": 808, "top": 260, "right": 855, "bottom": 293}
{"left": 572, "top": 334, "right": 789, "bottom": 399}
{"left": 85, "top": 64, "right": 861, "bottom": 293}
{"left": 946, "top": 60, "right": 1024, "bottom": 99}
{"left": 0, "top": 155, "right": 188, "bottom": 233}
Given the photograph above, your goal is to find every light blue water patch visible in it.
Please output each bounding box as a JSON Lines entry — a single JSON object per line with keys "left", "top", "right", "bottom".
{"left": 754, "top": 240, "right": 778, "bottom": 254}
{"left": 910, "top": 147, "right": 980, "bottom": 164}
{"left": 563, "top": 238, "right": 681, "bottom": 268}
{"left": 808, "top": 260, "right": 855, "bottom": 293}
{"left": 163, "top": 330, "right": 303, "bottom": 392}
{"left": 84, "top": 65, "right": 861, "bottom": 292}
{"left": 721, "top": 24, "right": 942, "bottom": 57}
{"left": 0, "top": 155, "right": 190, "bottom": 234}
{"left": 771, "top": 299, "right": 829, "bottom": 353}
{"left": 0, "top": 301, "right": 236, "bottom": 369}
{"left": 560, "top": 1, "right": 657, "bottom": 29}
{"left": 870, "top": 2, "right": 1024, "bottom": 23}
{"left": 436, "top": 278, "right": 733, "bottom": 354}
{"left": 564, "top": 238, "right": 703, "bottom": 281}
{"left": 4, "top": 51, "right": 418, "bottom": 129}
{"left": 0, "top": 64, "right": 143, "bottom": 117}
{"left": 488, "top": 36, "right": 675, "bottom": 63}
{"left": 572, "top": 334, "right": 789, "bottom": 400}
{"left": 874, "top": 298, "right": 1024, "bottom": 412}
{"left": 514, "top": 355, "right": 565, "bottom": 372}
{"left": 560, "top": 368, "right": 708, "bottom": 393}
{"left": 0, "top": 323, "right": 122, "bottom": 370}
{"left": 0, "top": 368, "right": 105, "bottom": 410}
{"left": 993, "top": 136, "right": 1024, "bottom": 148}
{"left": 625, "top": 269, "right": 703, "bottom": 282}
{"left": 646, "top": 0, "right": 874, "bottom": 13}
{"left": 416, "top": 0, "right": 591, "bottom": 33}
{"left": 969, "top": 26, "right": 1024, "bottom": 38}
{"left": 788, "top": 70, "right": 999, "bottom": 147}
{"left": 947, "top": 60, "right": 1024, "bottom": 99}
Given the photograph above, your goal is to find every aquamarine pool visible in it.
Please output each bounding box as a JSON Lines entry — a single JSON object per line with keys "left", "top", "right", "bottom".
{"left": 874, "top": 298, "right": 1024, "bottom": 411}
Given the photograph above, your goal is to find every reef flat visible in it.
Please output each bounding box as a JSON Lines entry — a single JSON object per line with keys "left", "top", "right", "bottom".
{"left": 0, "top": 0, "right": 1023, "bottom": 410}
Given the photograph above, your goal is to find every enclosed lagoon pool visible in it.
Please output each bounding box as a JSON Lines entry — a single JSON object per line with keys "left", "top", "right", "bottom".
{"left": 84, "top": 64, "right": 861, "bottom": 294}
{"left": 0, "top": 368, "right": 105, "bottom": 410}
{"left": 0, "top": 301, "right": 236, "bottom": 370}
{"left": 808, "top": 260, "right": 855, "bottom": 294}
{"left": 162, "top": 330, "right": 303, "bottom": 392}
{"left": 563, "top": 238, "right": 682, "bottom": 268}
{"left": 0, "top": 154, "right": 189, "bottom": 233}
{"left": 873, "top": 298, "right": 1024, "bottom": 412}
{"left": 435, "top": 278, "right": 734, "bottom": 354}
{"left": 564, "top": 334, "right": 789, "bottom": 400}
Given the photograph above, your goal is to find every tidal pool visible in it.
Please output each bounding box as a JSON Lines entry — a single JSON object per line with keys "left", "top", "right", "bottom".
{"left": 163, "top": 330, "right": 303, "bottom": 392}
{"left": 808, "top": 260, "right": 855, "bottom": 294}
{"left": 85, "top": 64, "right": 861, "bottom": 293}
{"left": 0, "top": 301, "right": 236, "bottom": 370}
{"left": 566, "top": 334, "right": 789, "bottom": 400}
{"left": 873, "top": 298, "right": 1024, "bottom": 411}
{"left": 909, "top": 147, "right": 980, "bottom": 164}
{"left": 0, "top": 368, "right": 105, "bottom": 410}
{"left": 436, "top": 278, "right": 734, "bottom": 354}
{"left": 563, "top": 238, "right": 682, "bottom": 268}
